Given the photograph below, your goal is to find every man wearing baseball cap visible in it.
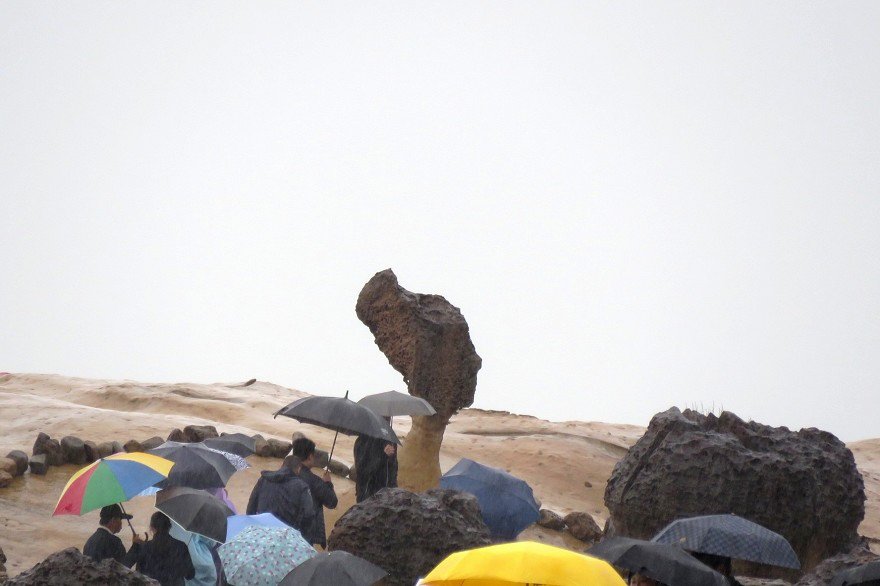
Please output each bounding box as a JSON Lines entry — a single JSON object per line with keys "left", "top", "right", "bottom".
{"left": 83, "top": 504, "right": 144, "bottom": 565}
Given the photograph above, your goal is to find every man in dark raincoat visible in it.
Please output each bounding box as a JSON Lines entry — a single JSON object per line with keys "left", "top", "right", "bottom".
{"left": 291, "top": 436, "right": 337, "bottom": 548}
{"left": 83, "top": 504, "right": 144, "bottom": 566}
{"left": 353, "top": 431, "right": 397, "bottom": 503}
{"left": 246, "top": 455, "right": 315, "bottom": 532}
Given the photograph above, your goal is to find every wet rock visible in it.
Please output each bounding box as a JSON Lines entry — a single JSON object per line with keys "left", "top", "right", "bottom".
{"left": 0, "top": 471, "right": 13, "bottom": 487}
{"left": 183, "top": 425, "right": 218, "bottom": 443}
{"left": 328, "top": 459, "right": 350, "bottom": 478}
{"left": 0, "top": 457, "right": 18, "bottom": 478}
{"left": 96, "top": 442, "right": 115, "bottom": 459}
{"left": 564, "top": 511, "right": 602, "bottom": 543}
{"left": 794, "top": 541, "right": 878, "bottom": 586}
{"left": 28, "top": 454, "right": 48, "bottom": 475}
{"left": 83, "top": 441, "right": 99, "bottom": 463}
{"left": 33, "top": 433, "right": 63, "bottom": 466}
{"left": 536, "top": 509, "right": 566, "bottom": 531}
{"left": 329, "top": 488, "right": 490, "bottom": 586}
{"left": 167, "top": 429, "right": 186, "bottom": 442}
{"left": 253, "top": 435, "right": 271, "bottom": 458}
{"left": 123, "top": 440, "right": 143, "bottom": 453}
{"left": 605, "top": 407, "right": 866, "bottom": 573}
{"left": 356, "top": 269, "right": 482, "bottom": 490}
{"left": 313, "top": 448, "right": 330, "bottom": 469}
{"left": 6, "top": 450, "right": 28, "bottom": 476}
{"left": 111, "top": 441, "right": 125, "bottom": 454}
{"left": 7, "top": 547, "right": 160, "bottom": 585}
{"left": 60, "top": 436, "right": 87, "bottom": 465}
{"left": 140, "top": 437, "right": 164, "bottom": 451}
{"left": 267, "top": 439, "right": 291, "bottom": 459}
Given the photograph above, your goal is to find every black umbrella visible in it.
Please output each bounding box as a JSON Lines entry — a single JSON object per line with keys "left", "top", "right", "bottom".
{"left": 204, "top": 434, "right": 256, "bottom": 458}
{"left": 148, "top": 442, "right": 237, "bottom": 489}
{"left": 279, "top": 550, "right": 388, "bottom": 586}
{"left": 831, "top": 560, "right": 880, "bottom": 586}
{"left": 652, "top": 514, "right": 801, "bottom": 570}
{"left": 357, "top": 390, "right": 436, "bottom": 419}
{"left": 274, "top": 392, "right": 400, "bottom": 464}
{"left": 156, "top": 486, "right": 233, "bottom": 543}
{"left": 588, "top": 537, "right": 728, "bottom": 586}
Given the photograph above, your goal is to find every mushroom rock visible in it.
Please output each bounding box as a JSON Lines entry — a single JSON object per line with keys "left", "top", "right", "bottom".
{"left": 328, "top": 487, "right": 490, "bottom": 586}
{"left": 355, "top": 269, "right": 482, "bottom": 490}
{"left": 7, "top": 547, "right": 159, "bottom": 585}
{"left": 604, "top": 407, "right": 865, "bottom": 574}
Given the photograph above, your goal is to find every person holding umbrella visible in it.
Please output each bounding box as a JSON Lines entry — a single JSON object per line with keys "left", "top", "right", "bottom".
{"left": 131, "top": 511, "right": 195, "bottom": 586}
{"left": 246, "top": 455, "right": 315, "bottom": 533}
{"left": 83, "top": 504, "right": 144, "bottom": 565}
{"left": 354, "top": 422, "right": 398, "bottom": 503}
{"left": 291, "top": 436, "right": 337, "bottom": 548}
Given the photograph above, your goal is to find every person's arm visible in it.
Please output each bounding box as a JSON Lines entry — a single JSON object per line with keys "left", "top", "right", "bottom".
{"left": 246, "top": 479, "right": 262, "bottom": 515}
{"left": 121, "top": 539, "right": 142, "bottom": 569}
{"left": 310, "top": 472, "right": 338, "bottom": 509}
{"left": 297, "top": 486, "right": 316, "bottom": 530}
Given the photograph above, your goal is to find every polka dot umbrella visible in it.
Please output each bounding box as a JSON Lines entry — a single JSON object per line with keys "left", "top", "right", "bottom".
{"left": 218, "top": 524, "right": 317, "bottom": 586}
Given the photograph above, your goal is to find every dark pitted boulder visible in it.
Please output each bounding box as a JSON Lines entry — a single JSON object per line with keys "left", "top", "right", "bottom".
{"left": 83, "top": 441, "right": 99, "bottom": 463}
{"left": 6, "top": 451, "right": 28, "bottom": 476}
{"left": 328, "top": 488, "right": 490, "bottom": 586}
{"left": 123, "top": 439, "right": 143, "bottom": 453}
{"left": 537, "top": 509, "right": 566, "bottom": 531}
{"left": 60, "top": 436, "right": 87, "bottom": 465}
{"left": 356, "top": 269, "right": 482, "bottom": 490}
{"left": 183, "top": 425, "right": 218, "bottom": 443}
{"left": 140, "top": 437, "right": 164, "bottom": 451}
{"left": 794, "top": 542, "right": 879, "bottom": 586}
{"left": 564, "top": 511, "right": 602, "bottom": 543}
{"left": 7, "top": 547, "right": 159, "bottom": 585}
{"left": 604, "top": 407, "right": 866, "bottom": 573}
{"left": 167, "top": 429, "right": 186, "bottom": 442}
{"left": 33, "top": 433, "right": 63, "bottom": 466}
{"left": 267, "top": 439, "right": 291, "bottom": 459}
{"left": 29, "top": 454, "right": 48, "bottom": 475}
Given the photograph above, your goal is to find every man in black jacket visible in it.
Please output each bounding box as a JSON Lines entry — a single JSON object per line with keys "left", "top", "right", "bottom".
{"left": 291, "top": 437, "right": 338, "bottom": 548}
{"left": 246, "top": 455, "right": 315, "bottom": 532}
{"left": 83, "top": 504, "right": 144, "bottom": 565}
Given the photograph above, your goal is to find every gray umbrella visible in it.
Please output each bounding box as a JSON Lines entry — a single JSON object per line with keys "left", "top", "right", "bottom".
{"left": 831, "top": 560, "right": 880, "bottom": 586}
{"left": 149, "top": 441, "right": 238, "bottom": 489}
{"left": 588, "top": 537, "right": 728, "bottom": 586}
{"left": 279, "top": 551, "right": 388, "bottom": 586}
{"left": 204, "top": 434, "right": 256, "bottom": 458}
{"left": 357, "top": 390, "right": 436, "bottom": 418}
{"left": 156, "top": 486, "right": 233, "bottom": 543}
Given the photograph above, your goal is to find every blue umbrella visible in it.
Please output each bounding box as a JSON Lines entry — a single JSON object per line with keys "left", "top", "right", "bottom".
{"left": 218, "top": 525, "right": 317, "bottom": 586}
{"left": 439, "top": 458, "right": 540, "bottom": 539}
{"left": 226, "top": 513, "right": 289, "bottom": 541}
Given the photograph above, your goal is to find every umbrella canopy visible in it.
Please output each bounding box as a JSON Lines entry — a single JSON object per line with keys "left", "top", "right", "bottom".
{"left": 218, "top": 525, "right": 317, "bottom": 586}
{"left": 226, "top": 513, "right": 289, "bottom": 542}
{"left": 357, "top": 390, "right": 437, "bottom": 418}
{"left": 831, "top": 560, "right": 880, "bottom": 586}
{"left": 204, "top": 434, "right": 256, "bottom": 458}
{"left": 280, "top": 551, "right": 388, "bottom": 586}
{"left": 439, "top": 458, "right": 539, "bottom": 539}
{"left": 652, "top": 514, "right": 801, "bottom": 569}
{"left": 203, "top": 446, "right": 249, "bottom": 471}
{"left": 156, "top": 487, "right": 233, "bottom": 543}
{"left": 274, "top": 395, "right": 400, "bottom": 444}
{"left": 148, "top": 441, "right": 237, "bottom": 489}
{"left": 422, "top": 541, "right": 626, "bottom": 586}
{"left": 588, "top": 537, "right": 728, "bottom": 586}
{"left": 53, "top": 452, "right": 174, "bottom": 516}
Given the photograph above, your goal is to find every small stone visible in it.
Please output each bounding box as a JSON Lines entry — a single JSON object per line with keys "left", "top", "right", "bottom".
{"left": 0, "top": 458, "right": 19, "bottom": 478}
{"left": 111, "top": 441, "right": 125, "bottom": 454}
{"left": 536, "top": 509, "right": 566, "bottom": 531}
{"left": 183, "top": 425, "right": 219, "bottom": 442}
{"left": 583, "top": 480, "right": 593, "bottom": 488}
{"left": 328, "top": 459, "right": 350, "bottom": 478}
{"left": 123, "top": 439, "right": 143, "bottom": 453}
{"left": 141, "top": 436, "right": 164, "bottom": 451}
{"left": 563, "top": 511, "right": 602, "bottom": 543}
{"left": 60, "top": 436, "right": 87, "bottom": 465}
{"left": 33, "top": 432, "right": 63, "bottom": 466}
{"left": 96, "top": 442, "right": 115, "bottom": 459}
{"left": 83, "top": 441, "right": 99, "bottom": 463}
{"left": 6, "top": 450, "right": 29, "bottom": 476}
{"left": 167, "top": 428, "right": 187, "bottom": 442}
{"left": 267, "top": 438, "right": 292, "bottom": 459}
{"left": 29, "top": 454, "right": 49, "bottom": 475}
{"left": 254, "top": 437, "right": 271, "bottom": 457}
{"left": 0, "top": 470, "right": 13, "bottom": 487}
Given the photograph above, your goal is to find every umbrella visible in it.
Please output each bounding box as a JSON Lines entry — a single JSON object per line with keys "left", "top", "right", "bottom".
{"left": 226, "top": 512, "right": 289, "bottom": 542}
{"left": 204, "top": 434, "right": 256, "bottom": 458}
{"left": 218, "top": 525, "right": 317, "bottom": 586}
{"left": 155, "top": 486, "right": 233, "bottom": 543}
{"left": 421, "top": 541, "right": 626, "bottom": 586}
{"left": 652, "top": 514, "right": 801, "bottom": 569}
{"left": 439, "top": 458, "right": 539, "bottom": 539}
{"left": 203, "top": 446, "right": 249, "bottom": 471}
{"left": 588, "top": 537, "right": 728, "bottom": 586}
{"left": 274, "top": 392, "right": 399, "bottom": 464}
{"left": 148, "top": 441, "right": 237, "bottom": 489}
{"left": 280, "top": 551, "right": 388, "bottom": 586}
{"left": 357, "top": 390, "right": 436, "bottom": 419}
{"left": 831, "top": 560, "right": 880, "bottom": 586}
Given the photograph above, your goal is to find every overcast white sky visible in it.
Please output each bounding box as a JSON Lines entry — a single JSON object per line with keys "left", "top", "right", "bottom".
{"left": 2, "top": 2, "right": 878, "bottom": 441}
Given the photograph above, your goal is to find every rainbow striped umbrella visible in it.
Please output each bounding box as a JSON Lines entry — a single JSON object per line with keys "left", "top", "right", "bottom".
{"left": 53, "top": 452, "right": 175, "bottom": 516}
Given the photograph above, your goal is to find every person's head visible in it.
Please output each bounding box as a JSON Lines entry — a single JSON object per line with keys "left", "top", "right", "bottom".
{"left": 282, "top": 455, "right": 303, "bottom": 474}
{"left": 692, "top": 552, "right": 732, "bottom": 576}
{"left": 291, "top": 437, "right": 317, "bottom": 467}
{"left": 99, "top": 504, "right": 132, "bottom": 534}
{"left": 149, "top": 511, "right": 172, "bottom": 537}
{"left": 630, "top": 573, "right": 661, "bottom": 586}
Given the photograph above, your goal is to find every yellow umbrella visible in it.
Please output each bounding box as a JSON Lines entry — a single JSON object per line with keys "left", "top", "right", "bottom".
{"left": 421, "top": 541, "right": 627, "bottom": 586}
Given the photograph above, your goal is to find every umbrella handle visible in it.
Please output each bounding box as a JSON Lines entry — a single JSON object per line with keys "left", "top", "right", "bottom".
{"left": 118, "top": 503, "right": 137, "bottom": 537}
{"left": 326, "top": 430, "right": 339, "bottom": 470}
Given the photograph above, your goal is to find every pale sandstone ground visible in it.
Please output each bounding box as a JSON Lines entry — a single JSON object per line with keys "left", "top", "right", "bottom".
{"left": 0, "top": 373, "right": 876, "bottom": 575}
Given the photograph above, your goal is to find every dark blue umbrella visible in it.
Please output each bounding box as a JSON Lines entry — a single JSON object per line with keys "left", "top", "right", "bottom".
{"left": 439, "top": 458, "right": 539, "bottom": 539}
{"left": 651, "top": 514, "right": 800, "bottom": 569}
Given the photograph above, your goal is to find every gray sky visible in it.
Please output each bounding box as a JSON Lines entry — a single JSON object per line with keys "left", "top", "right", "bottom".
{"left": 2, "top": 2, "right": 878, "bottom": 441}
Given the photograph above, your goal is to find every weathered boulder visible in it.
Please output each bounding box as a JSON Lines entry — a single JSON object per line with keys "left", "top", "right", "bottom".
{"left": 83, "top": 441, "right": 99, "bottom": 463}
{"left": 794, "top": 541, "right": 878, "bottom": 586}
{"left": 29, "top": 454, "right": 48, "bottom": 475}
{"left": 537, "top": 509, "right": 566, "bottom": 531}
{"left": 328, "top": 459, "right": 350, "bottom": 478}
{"left": 604, "top": 408, "right": 865, "bottom": 572}
{"left": 183, "top": 425, "right": 218, "bottom": 443}
{"left": 328, "top": 488, "right": 491, "bottom": 586}
{"left": 0, "top": 458, "right": 18, "bottom": 478}
{"left": 6, "top": 451, "right": 28, "bottom": 476}
{"left": 356, "top": 269, "right": 482, "bottom": 490}
{"left": 313, "top": 449, "right": 330, "bottom": 469}
{"left": 167, "top": 429, "right": 186, "bottom": 442}
{"left": 267, "top": 439, "right": 291, "bottom": 459}
{"left": 253, "top": 435, "right": 271, "bottom": 458}
{"left": 564, "top": 511, "right": 602, "bottom": 543}
{"left": 96, "top": 442, "right": 115, "bottom": 459}
{"left": 60, "top": 436, "right": 87, "bottom": 465}
{"left": 123, "top": 440, "right": 143, "bottom": 453}
{"left": 140, "top": 437, "right": 164, "bottom": 451}
{"left": 33, "top": 433, "right": 63, "bottom": 466}
{"left": 0, "top": 471, "right": 13, "bottom": 488}
{"left": 7, "top": 547, "right": 159, "bottom": 584}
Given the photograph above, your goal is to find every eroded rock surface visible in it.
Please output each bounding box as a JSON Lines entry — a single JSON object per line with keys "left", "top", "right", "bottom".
{"left": 7, "top": 547, "right": 159, "bottom": 585}
{"left": 356, "top": 269, "right": 482, "bottom": 490}
{"left": 605, "top": 408, "right": 865, "bottom": 573}
{"left": 328, "top": 488, "right": 490, "bottom": 586}
{"left": 794, "top": 542, "right": 878, "bottom": 586}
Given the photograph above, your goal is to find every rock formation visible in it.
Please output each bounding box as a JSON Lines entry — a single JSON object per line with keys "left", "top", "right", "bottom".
{"left": 328, "top": 488, "right": 490, "bottom": 586}
{"left": 7, "top": 547, "right": 159, "bottom": 585}
{"left": 794, "top": 541, "right": 878, "bottom": 586}
{"left": 604, "top": 408, "right": 865, "bottom": 573}
{"left": 182, "top": 425, "right": 218, "bottom": 442}
{"left": 60, "top": 436, "right": 87, "bottom": 465}
{"left": 564, "top": 511, "right": 602, "bottom": 543}
{"left": 32, "top": 433, "right": 63, "bottom": 466}
{"left": 356, "top": 269, "right": 482, "bottom": 490}
{"left": 6, "top": 451, "right": 28, "bottom": 476}
{"left": 537, "top": 509, "right": 566, "bottom": 531}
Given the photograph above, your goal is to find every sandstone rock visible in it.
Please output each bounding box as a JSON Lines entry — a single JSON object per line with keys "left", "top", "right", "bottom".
{"left": 563, "top": 511, "right": 602, "bottom": 543}
{"left": 60, "top": 436, "right": 87, "bottom": 465}
{"left": 33, "top": 433, "right": 63, "bottom": 466}
{"left": 794, "top": 541, "right": 878, "bottom": 586}
{"left": 96, "top": 442, "right": 115, "bottom": 459}
{"left": 123, "top": 440, "right": 143, "bottom": 453}
{"left": 328, "top": 459, "right": 350, "bottom": 478}
{"left": 0, "top": 471, "right": 13, "bottom": 488}
{"left": 6, "top": 450, "right": 28, "bottom": 476}
{"left": 254, "top": 436, "right": 272, "bottom": 458}
{"left": 536, "top": 509, "right": 566, "bottom": 531}
{"left": 140, "top": 437, "right": 164, "bottom": 451}
{"left": 83, "top": 441, "right": 99, "bottom": 463}
{"left": 356, "top": 269, "right": 482, "bottom": 490}
{"left": 267, "top": 439, "right": 291, "bottom": 459}
{"left": 183, "top": 425, "right": 218, "bottom": 443}
{"left": 328, "top": 488, "right": 490, "bottom": 586}
{"left": 167, "top": 429, "right": 186, "bottom": 442}
{"left": 7, "top": 547, "right": 160, "bottom": 585}
{"left": 29, "top": 454, "right": 48, "bottom": 475}
{"left": 0, "top": 458, "right": 18, "bottom": 478}
{"left": 605, "top": 407, "right": 865, "bottom": 573}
